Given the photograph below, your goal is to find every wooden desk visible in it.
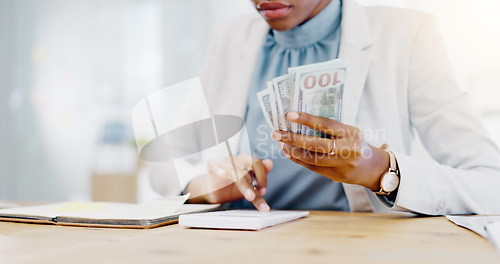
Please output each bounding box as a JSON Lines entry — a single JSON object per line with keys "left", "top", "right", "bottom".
{"left": 0, "top": 211, "right": 498, "bottom": 264}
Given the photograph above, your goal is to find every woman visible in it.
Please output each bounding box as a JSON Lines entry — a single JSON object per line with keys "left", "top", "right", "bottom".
{"left": 184, "top": 0, "right": 500, "bottom": 215}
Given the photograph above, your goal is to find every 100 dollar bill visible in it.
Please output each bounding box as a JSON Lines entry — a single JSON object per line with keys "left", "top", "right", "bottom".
{"left": 272, "top": 74, "right": 292, "bottom": 132}
{"left": 289, "top": 59, "right": 348, "bottom": 137}
{"left": 267, "top": 81, "right": 282, "bottom": 131}
{"left": 257, "top": 89, "right": 277, "bottom": 130}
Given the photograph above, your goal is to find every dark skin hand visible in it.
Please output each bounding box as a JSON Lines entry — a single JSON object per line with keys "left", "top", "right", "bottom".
{"left": 186, "top": 154, "right": 273, "bottom": 212}
{"left": 272, "top": 111, "right": 389, "bottom": 191}
{"left": 187, "top": 111, "right": 389, "bottom": 211}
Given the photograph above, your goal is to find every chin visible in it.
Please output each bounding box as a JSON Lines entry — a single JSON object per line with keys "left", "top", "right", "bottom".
{"left": 266, "top": 20, "right": 298, "bottom": 31}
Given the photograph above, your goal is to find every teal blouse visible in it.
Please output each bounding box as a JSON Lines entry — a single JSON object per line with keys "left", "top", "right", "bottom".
{"left": 233, "top": 0, "right": 349, "bottom": 210}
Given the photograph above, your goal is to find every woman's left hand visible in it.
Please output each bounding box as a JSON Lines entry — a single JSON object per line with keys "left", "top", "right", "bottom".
{"left": 271, "top": 111, "right": 389, "bottom": 191}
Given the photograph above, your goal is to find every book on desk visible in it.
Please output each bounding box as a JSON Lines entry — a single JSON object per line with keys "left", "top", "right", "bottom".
{"left": 0, "top": 195, "right": 218, "bottom": 229}
{"left": 0, "top": 195, "right": 311, "bottom": 231}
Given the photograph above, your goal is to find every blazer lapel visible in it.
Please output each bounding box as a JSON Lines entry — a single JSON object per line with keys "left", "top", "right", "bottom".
{"left": 339, "top": 0, "right": 375, "bottom": 212}
{"left": 211, "top": 17, "right": 269, "bottom": 155}
{"left": 220, "top": 18, "right": 269, "bottom": 119}
{"left": 339, "top": 45, "right": 371, "bottom": 126}
{"left": 338, "top": 0, "right": 373, "bottom": 126}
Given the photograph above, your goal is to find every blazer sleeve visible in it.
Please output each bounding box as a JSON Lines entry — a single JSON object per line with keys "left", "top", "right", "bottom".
{"left": 390, "top": 14, "right": 500, "bottom": 215}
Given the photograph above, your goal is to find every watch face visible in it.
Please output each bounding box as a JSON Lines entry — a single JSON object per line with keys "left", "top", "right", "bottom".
{"left": 381, "top": 172, "right": 399, "bottom": 192}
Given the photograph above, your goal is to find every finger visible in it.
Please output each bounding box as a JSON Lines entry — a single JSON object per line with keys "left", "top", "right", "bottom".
{"left": 272, "top": 130, "right": 333, "bottom": 154}
{"left": 286, "top": 154, "right": 343, "bottom": 181}
{"left": 250, "top": 157, "right": 268, "bottom": 196}
{"left": 206, "top": 160, "right": 236, "bottom": 194}
{"left": 281, "top": 139, "right": 370, "bottom": 166}
{"left": 233, "top": 172, "right": 257, "bottom": 202}
{"left": 221, "top": 156, "right": 256, "bottom": 202}
{"left": 262, "top": 159, "right": 273, "bottom": 173}
{"left": 251, "top": 195, "right": 270, "bottom": 212}
{"left": 231, "top": 154, "right": 267, "bottom": 197}
{"left": 287, "top": 111, "right": 355, "bottom": 137}
{"left": 232, "top": 163, "right": 270, "bottom": 212}
{"left": 233, "top": 154, "right": 253, "bottom": 170}
{"left": 220, "top": 155, "right": 256, "bottom": 202}
{"left": 280, "top": 143, "right": 334, "bottom": 167}
{"left": 218, "top": 155, "right": 267, "bottom": 202}
{"left": 281, "top": 142, "right": 349, "bottom": 167}
{"left": 220, "top": 155, "right": 250, "bottom": 181}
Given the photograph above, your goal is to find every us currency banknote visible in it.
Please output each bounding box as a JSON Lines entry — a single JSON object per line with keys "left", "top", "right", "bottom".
{"left": 272, "top": 74, "right": 292, "bottom": 132}
{"left": 257, "top": 89, "right": 276, "bottom": 130}
{"left": 290, "top": 59, "right": 347, "bottom": 137}
{"left": 257, "top": 59, "right": 347, "bottom": 137}
{"left": 266, "top": 81, "right": 282, "bottom": 131}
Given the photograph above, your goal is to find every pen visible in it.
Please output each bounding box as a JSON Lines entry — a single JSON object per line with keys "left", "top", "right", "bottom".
{"left": 250, "top": 171, "right": 258, "bottom": 190}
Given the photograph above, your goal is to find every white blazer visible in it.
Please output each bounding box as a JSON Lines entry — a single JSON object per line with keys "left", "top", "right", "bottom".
{"left": 195, "top": 0, "right": 500, "bottom": 215}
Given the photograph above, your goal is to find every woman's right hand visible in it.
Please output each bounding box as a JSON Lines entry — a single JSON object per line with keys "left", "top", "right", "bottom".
{"left": 186, "top": 154, "right": 273, "bottom": 212}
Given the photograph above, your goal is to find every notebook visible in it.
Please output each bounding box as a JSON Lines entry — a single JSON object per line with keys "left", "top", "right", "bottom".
{"left": 179, "top": 210, "right": 309, "bottom": 230}
{"left": 0, "top": 195, "right": 219, "bottom": 229}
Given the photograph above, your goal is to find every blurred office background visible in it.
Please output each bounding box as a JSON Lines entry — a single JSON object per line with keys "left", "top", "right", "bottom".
{"left": 0, "top": 0, "right": 499, "bottom": 202}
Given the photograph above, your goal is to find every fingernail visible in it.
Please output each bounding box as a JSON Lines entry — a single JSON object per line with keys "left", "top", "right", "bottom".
{"left": 259, "top": 203, "right": 270, "bottom": 212}
{"left": 288, "top": 111, "right": 299, "bottom": 120}
{"left": 260, "top": 187, "right": 267, "bottom": 196}
{"left": 279, "top": 142, "right": 284, "bottom": 149}
{"left": 285, "top": 153, "right": 291, "bottom": 159}
{"left": 272, "top": 132, "right": 282, "bottom": 141}
{"left": 245, "top": 189, "right": 256, "bottom": 202}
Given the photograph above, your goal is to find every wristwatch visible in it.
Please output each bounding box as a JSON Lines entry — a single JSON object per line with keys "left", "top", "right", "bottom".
{"left": 375, "top": 151, "right": 400, "bottom": 196}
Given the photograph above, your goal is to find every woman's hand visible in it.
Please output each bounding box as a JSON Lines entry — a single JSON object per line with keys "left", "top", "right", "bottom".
{"left": 186, "top": 154, "right": 273, "bottom": 212}
{"left": 272, "top": 111, "right": 389, "bottom": 191}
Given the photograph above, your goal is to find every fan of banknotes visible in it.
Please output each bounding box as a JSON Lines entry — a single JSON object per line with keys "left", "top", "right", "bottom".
{"left": 257, "top": 59, "right": 348, "bottom": 138}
